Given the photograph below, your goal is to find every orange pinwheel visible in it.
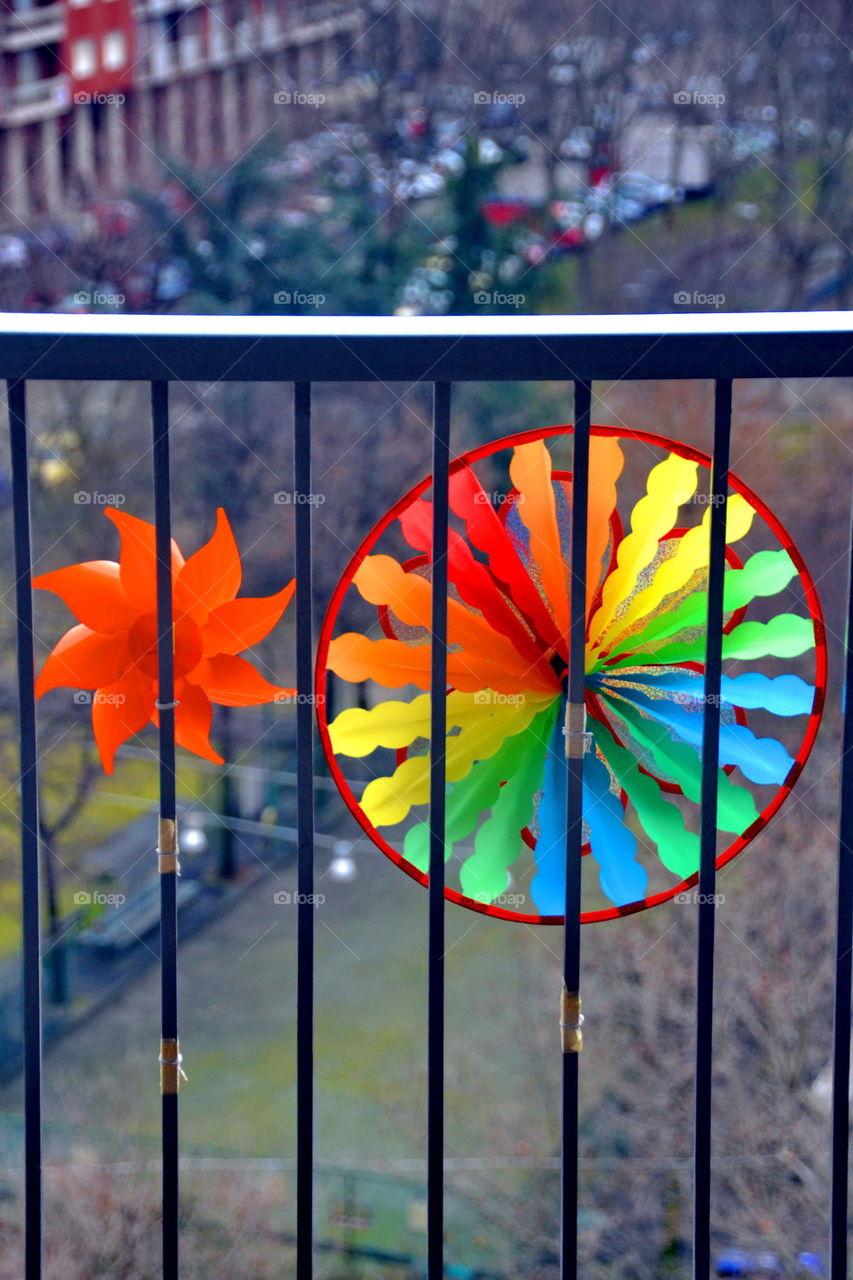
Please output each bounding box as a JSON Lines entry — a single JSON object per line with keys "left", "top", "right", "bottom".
{"left": 35, "top": 507, "right": 295, "bottom": 772}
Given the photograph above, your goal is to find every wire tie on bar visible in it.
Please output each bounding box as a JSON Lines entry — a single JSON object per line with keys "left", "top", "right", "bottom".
{"left": 159, "top": 1038, "right": 187, "bottom": 1093}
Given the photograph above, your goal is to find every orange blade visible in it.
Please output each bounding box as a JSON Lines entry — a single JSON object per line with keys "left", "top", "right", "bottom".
{"left": 191, "top": 653, "right": 291, "bottom": 706}
{"left": 35, "top": 624, "right": 129, "bottom": 696}
{"left": 105, "top": 508, "right": 184, "bottom": 613}
{"left": 33, "top": 561, "right": 139, "bottom": 633}
{"left": 175, "top": 508, "right": 242, "bottom": 623}
{"left": 91, "top": 667, "right": 154, "bottom": 773}
{"left": 509, "top": 440, "right": 569, "bottom": 636}
{"left": 354, "top": 555, "right": 556, "bottom": 689}
{"left": 585, "top": 436, "right": 624, "bottom": 613}
{"left": 328, "top": 632, "right": 558, "bottom": 696}
{"left": 201, "top": 579, "right": 296, "bottom": 656}
{"left": 173, "top": 680, "right": 224, "bottom": 764}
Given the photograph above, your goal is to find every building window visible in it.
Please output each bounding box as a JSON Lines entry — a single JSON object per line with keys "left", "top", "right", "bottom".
{"left": 103, "top": 30, "right": 127, "bottom": 70}
{"left": 72, "top": 38, "right": 96, "bottom": 78}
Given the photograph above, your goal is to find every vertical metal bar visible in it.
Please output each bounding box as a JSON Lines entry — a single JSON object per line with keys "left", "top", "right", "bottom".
{"left": 829, "top": 484, "right": 853, "bottom": 1279}
{"left": 151, "top": 381, "right": 180, "bottom": 1280}
{"left": 561, "top": 380, "right": 591, "bottom": 1280}
{"left": 294, "top": 381, "right": 315, "bottom": 1279}
{"left": 9, "top": 379, "right": 42, "bottom": 1280}
{"left": 428, "top": 382, "right": 451, "bottom": 1278}
{"left": 693, "top": 378, "right": 732, "bottom": 1278}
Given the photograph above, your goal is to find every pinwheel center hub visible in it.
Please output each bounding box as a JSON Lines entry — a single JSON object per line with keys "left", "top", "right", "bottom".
{"left": 128, "top": 611, "right": 203, "bottom": 680}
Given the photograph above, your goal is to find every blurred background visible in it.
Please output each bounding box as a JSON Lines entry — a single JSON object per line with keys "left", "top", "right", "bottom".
{"left": 0, "top": 1, "right": 850, "bottom": 1277}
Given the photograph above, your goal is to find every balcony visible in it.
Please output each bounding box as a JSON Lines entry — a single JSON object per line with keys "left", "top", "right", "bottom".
{"left": 2, "top": 312, "right": 853, "bottom": 1278}
{"left": 3, "top": 3, "right": 64, "bottom": 53}
{"left": 3, "top": 71, "right": 68, "bottom": 124}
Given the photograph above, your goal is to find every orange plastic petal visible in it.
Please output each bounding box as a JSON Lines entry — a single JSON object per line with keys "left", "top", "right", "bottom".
{"left": 354, "top": 555, "right": 556, "bottom": 689}
{"left": 33, "top": 561, "right": 140, "bottom": 633}
{"left": 175, "top": 508, "right": 242, "bottom": 624}
{"left": 191, "top": 653, "right": 290, "bottom": 706}
{"left": 328, "top": 633, "right": 558, "bottom": 696}
{"left": 173, "top": 680, "right": 224, "bottom": 765}
{"left": 36, "top": 624, "right": 130, "bottom": 696}
{"left": 585, "top": 437, "right": 624, "bottom": 612}
{"left": 105, "top": 508, "right": 184, "bottom": 613}
{"left": 509, "top": 440, "right": 569, "bottom": 636}
{"left": 91, "top": 667, "right": 155, "bottom": 773}
{"left": 200, "top": 579, "right": 296, "bottom": 656}
{"left": 329, "top": 633, "right": 431, "bottom": 689}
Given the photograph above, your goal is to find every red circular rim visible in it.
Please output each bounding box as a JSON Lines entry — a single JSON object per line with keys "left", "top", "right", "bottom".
{"left": 315, "top": 424, "right": 827, "bottom": 925}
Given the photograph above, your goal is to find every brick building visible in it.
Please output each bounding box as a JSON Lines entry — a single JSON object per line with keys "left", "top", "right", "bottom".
{"left": 0, "top": 0, "right": 363, "bottom": 217}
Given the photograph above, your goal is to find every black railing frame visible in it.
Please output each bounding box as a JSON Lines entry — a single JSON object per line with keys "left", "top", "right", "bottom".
{"left": 5, "top": 312, "right": 853, "bottom": 1280}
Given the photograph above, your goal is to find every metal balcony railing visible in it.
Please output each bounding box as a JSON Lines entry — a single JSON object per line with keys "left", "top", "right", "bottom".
{"left": 3, "top": 4, "right": 64, "bottom": 53}
{"left": 3, "top": 311, "right": 853, "bottom": 1280}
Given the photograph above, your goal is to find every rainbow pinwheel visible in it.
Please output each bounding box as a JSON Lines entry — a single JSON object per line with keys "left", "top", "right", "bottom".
{"left": 35, "top": 507, "right": 295, "bottom": 772}
{"left": 317, "top": 426, "right": 825, "bottom": 923}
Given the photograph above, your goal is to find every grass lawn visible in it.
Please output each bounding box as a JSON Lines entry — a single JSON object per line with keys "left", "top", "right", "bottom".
{"left": 0, "top": 822, "right": 559, "bottom": 1267}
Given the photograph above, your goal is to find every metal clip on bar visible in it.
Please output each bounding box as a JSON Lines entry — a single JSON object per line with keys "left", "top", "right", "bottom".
{"left": 159, "top": 1038, "right": 187, "bottom": 1094}
{"left": 158, "top": 817, "right": 180, "bottom": 875}
{"left": 560, "top": 985, "right": 584, "bottom": 1054}
{"left": 563, "top": 700, "right": 592, "bottom": 759}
